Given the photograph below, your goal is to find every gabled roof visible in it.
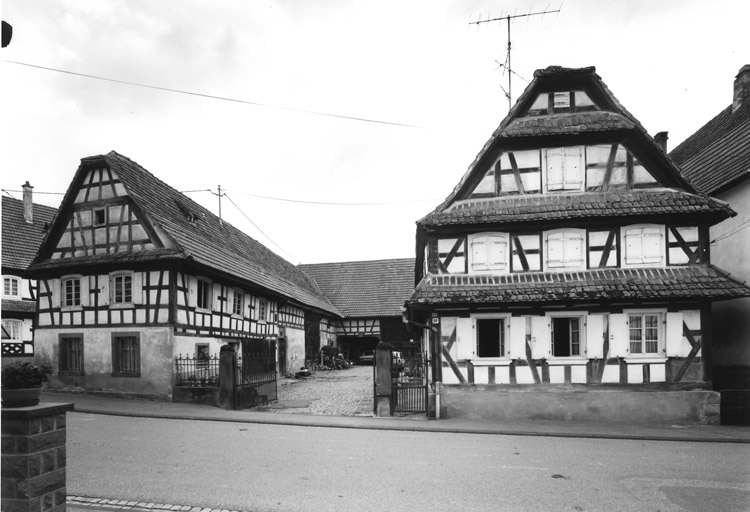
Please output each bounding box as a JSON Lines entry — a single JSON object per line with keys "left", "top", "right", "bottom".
{"left": 419, "top": 189, "right": 733, "bottom": 228}
{"left": 670, "top": 101, "right": 750, "bottom": 195}
{"left": 299, "top": 258, "right": 415, "bottom": 318}
{"left": 28, "top": 152, "right": 340, "bottom": 317}
{"left": 408, "top": 266, "right": 750, "bottom": 306}
{"left": 1, "top": 196, "right": 58, "bottom": 273}
{"left": 425, "top": 65, "right": 701, "bottom": 221}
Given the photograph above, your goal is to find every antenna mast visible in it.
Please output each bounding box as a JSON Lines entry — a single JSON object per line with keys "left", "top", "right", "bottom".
{"left": 470, "top": 7, "right": 561, "bottom": 110}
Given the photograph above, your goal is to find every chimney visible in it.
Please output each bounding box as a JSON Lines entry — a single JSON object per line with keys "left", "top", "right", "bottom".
{"left": 654, "top": 131, "right": 669, "bottom": 152}
{"left": 733, "top": 65, "right": 750, "bottom": 113}
{"left": 22, "top": 181, "right": 33, "bottom": 224}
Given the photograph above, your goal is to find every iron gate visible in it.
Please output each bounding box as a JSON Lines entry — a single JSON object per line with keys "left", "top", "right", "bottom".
{"left": 237, "top": 338, "right": 277, "bottom": 408}
{"left": 392, "top": 354, "right": 428, "bottom": 413}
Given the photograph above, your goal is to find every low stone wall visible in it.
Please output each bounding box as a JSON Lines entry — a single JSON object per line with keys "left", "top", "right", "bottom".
{"left": 436, "top": 384, "right": 721, "bottom": 425}
{"left": 172, "top": 386, "right": 221, "bottom": 406}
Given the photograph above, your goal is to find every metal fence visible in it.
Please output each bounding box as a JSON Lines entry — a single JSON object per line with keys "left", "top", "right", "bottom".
{"left": 175, "top": 354, "right": 220, "bottom": 387}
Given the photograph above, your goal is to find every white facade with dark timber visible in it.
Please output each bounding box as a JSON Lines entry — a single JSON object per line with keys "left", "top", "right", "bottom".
{"left": 406, "top": 66, "right": 750, "bottom": 423}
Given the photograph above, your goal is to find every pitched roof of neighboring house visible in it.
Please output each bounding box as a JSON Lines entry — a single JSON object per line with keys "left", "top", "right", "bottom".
{"left": 299, "top": 258, "right": 415, "bottom": 317}
{"left": 28, "top": 151, "right": 340, "bottom": 317}
{"left": 419, "top": 189, "right": 733, "bottom": 228}
{"left": 670, "top": 100, "right": 750, "bottom": 195}
{"left": 1, "top": 196, "right": 58, "bottom": 272}
{"left": 408, "top": 267, "right": 750, "bottom": 306}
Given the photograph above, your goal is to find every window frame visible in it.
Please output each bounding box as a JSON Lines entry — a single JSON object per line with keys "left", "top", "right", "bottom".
{"left": 544, "top": 229, "right": 586, "bottom": 271}
{"left": 547, "top": 312, "right": 587, "bottom": 359}
{"left": 622, "top": 224, "right": 665, "bottom": 267}
{"left": 196, "top": 278, "right": 212, "bottom": 311}
{"left": 58, "top": 333, "right": 84, "bottom": 376}
{"left": 232, "top": 289, "right": 244, "bottom": 317}
{"left": 257, "top": 297, "right": 268, "bottom": 323}
{"left": 2, "top": 319, "right": 23, "bottom": 341}
{"left": 471, "top": 313, "right": 511, "bottom": 360}
{"left": 111, "top": 332, "right": 141, "bottom": 377}
{"left": 93, "top": 207, "right": 107, "bottom": 227}
{"left": 110, "top": 272, "right": 134, "bottom": 307}
{"left": 61, "top": 275, "right": 82, "bottom": 310}
{"left": 3, "top": 276, "right": 21, "bottom": 298}
{"left": 626, "top": 310, "right": 666, "bottom": 357}
{"left": 468, "top": 232, "right": 509, "bottom": 274}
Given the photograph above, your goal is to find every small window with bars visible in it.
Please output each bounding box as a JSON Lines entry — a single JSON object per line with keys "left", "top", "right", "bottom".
{"left": 59, "top": 334, "right": 84, "bottom": 375}
{"left": 257, "top": 298, "right": 268, "bottom": 322}
{"left": 232, "top": 290, "right": 244, "bottom": 316}
{"left": 112, "top": 333, "right": 141, "bottom": 377}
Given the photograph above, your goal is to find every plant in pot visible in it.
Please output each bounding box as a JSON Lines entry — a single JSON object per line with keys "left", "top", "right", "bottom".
{"left": 1, "top": 361, "right": 53, "bottom": 407}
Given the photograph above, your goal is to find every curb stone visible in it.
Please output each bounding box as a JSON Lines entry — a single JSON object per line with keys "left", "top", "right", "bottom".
{"left": 67, "top": 497, "right": 251, "bottom": 512}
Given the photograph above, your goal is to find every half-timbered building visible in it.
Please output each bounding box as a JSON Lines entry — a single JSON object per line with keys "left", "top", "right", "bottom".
{"left": 2, "top": 185, "right": 58, "bottom": 358}
{"left": 26, "top": 152, "right": 341, "bottom": 399}
{"left": 406, "top": 66, "right": 750, "bottom": 424}
{"left": 299, "top": 258, "right": 416, "bottom": 361}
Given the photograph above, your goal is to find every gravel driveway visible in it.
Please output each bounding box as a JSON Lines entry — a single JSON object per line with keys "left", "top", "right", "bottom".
{"left": 253, "top": 364, "right": 374, "bottom": 416}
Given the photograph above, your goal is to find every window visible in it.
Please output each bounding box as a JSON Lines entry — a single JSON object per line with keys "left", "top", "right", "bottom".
{"left": 474, "top": 316, "right": 508, "bottom": 358}
{"left": 545, "top": 230, "right": 585, "bottom": 269}
{"left": 629, "top": 313, "right": 662, "bottom": 355}
{"left": 62, "top": 277, "right": 81, "bottom": 307}
{"left": 2, "top": 319, "right": 22, "bottom": 340}
{"left": 544, "top": 146, "right": 584, "bottom": 192}
{"left": 112, "top": 333, "right": 140, "bottom": 377}
{"left": 624, "top": 225, "right": 664, "bottom": 266}
{"left": 59, "top": 334, "right": 84, "bottom": 375}
{"left": 232, "top": 290, "right": 244, "bottom": 316}
{"left": 3, "top": 277, "right": 20, "bottom": 298}
{"left": 93, "top": 208, "right": 106, "bottom": 226}
{"left": 196, "top": 279, "right": 211, "bottom": 310}
{"left": 257, "top": 298, "right": 268, "bottom": 322}
{"left": 551, "top": 316, "right": 584, "bottom": 357}
{"left": 553, "top": 91, "right": 571, "bottom": 109}
{"left": 469, "top": 233, "right": 508, "bottom": 273}
{"left": 111, "top": 273, "right": 133, "bottom": 305}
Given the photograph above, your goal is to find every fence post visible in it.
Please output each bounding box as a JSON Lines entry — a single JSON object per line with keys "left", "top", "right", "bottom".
{"left": 374, "top": 342, "right": 393, "bottom": 417}
{"left": 219, "top": 346, "right": 237, "bottom": 410}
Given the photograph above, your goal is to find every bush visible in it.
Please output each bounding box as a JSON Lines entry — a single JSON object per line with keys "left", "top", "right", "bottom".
{"left": 1, "top": 362, "right": 53, "bottom": 389}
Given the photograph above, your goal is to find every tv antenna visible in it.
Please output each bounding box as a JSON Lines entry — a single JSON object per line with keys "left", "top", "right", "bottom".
{"left": 470, "top": 6, "right": 561, "bottom": 111}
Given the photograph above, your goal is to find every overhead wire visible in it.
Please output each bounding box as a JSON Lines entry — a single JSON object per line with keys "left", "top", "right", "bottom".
{"left": 4, "top": 60, "right": 424, "bottom": 129}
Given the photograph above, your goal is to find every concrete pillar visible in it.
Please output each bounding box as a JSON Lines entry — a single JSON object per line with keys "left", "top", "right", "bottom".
{"left": 374, "top": 343, "right": 393, "bottom": 417}
{"left": 219, "top": 348, "right": 237, "bottom": 410}
{"left": 1, "top": 402, "right": 74, "bottom": 512}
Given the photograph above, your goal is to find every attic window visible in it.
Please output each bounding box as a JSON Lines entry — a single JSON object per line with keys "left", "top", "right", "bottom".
{"left": 175, "top": 201, "right": 200, "bottom": 224}
{"left": 553, "top": 92, "right": 571, "bottom": 109}
{"left": 93, "top": 208, "right": 106, "bottom": 226}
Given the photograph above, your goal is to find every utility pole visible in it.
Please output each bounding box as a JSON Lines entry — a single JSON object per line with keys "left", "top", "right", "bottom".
{"left": 470, "top": 7, "right": 561, "bottom": 111}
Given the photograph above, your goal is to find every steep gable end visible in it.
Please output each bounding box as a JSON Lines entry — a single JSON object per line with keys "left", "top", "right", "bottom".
{"left": 47, "top": 163, "right": 171, "bottom": 260}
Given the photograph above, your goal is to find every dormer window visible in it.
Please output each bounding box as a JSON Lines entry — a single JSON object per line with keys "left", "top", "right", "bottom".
{"left": 3, "top": 277, "right": 20, "bottom": 298}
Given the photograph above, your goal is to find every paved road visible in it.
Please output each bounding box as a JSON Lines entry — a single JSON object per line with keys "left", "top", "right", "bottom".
{"left": 67, "top": 412, "right": 750, "bottom": 512}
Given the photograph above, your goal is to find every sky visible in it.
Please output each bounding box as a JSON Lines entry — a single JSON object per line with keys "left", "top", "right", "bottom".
{"left": 1, "top": 0, "right": 748, "bottom": 265}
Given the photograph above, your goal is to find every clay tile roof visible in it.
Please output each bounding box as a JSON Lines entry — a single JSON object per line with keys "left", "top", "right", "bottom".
{"left": 418, "top": 189, "right": 733, "bottom": 228}
{"left": 29, "top": 152, "right": 340, "bottom": 317}
{"left": 298, "top": 258, "right": 415, "bottom": 317}
{"left": 1, "top": 196, "right": 58, "bottom": 272}
{"left": 501, "top": 112, "right": 635, "bottom": 138}
{"left": 670, "top": 101, "right": 750, "bottom": 195}
{"left": 407, "top": 266, "right": 750, "bottom": 306}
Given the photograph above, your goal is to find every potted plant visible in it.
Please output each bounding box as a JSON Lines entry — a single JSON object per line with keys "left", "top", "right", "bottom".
{"left": 1, "top": 362, "right": 53, "bottom": 407}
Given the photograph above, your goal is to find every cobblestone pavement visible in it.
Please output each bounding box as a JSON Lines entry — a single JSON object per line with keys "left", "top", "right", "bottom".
{"left": 252, "top": 364, "right": 375, "bottom": 416}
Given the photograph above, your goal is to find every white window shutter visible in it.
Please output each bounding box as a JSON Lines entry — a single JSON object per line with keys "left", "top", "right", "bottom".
{"left": 563, "top": 146, "right": 583, "bottom": 187}
{"left": 586, "top": 314, "right": 604, "bottom": 358}
{"left": 487, "top": 235, "right": 507, "bottom": 269}
{"left": 624, "top": 229, "right": 642, "bottom": 264}
{"left": 547, "top": 233, "right": 564, "bottom": 267}
{"left": 132, "top": 272, "right": 143, "bottom": 304}
{"left": 546, "top": 148, "right": 564, "bottom": 190}
{"left": 531, "top": 316, "right": 549, "bottom": 358}
{"left": 79, "top": 276, "right": 89, "bottom": 307}
{"left": 565, "top": 233, "right": 584, "bottom": 265}
{"left": 608, "top": 313, "right": 628, "bottom": 357}
{"left": 455, "top": 317, "right": 474, "bottom": 360}
{"left": 471, "top": 236, "right": 487, "bottom": 269}
{"left": 508, "top": 316, "right": 526, "bottom": 358}
{"left": 643, "top": 229, "right": 663, "bottom": 263}
{"left": 188, "top": 276, "right": 197, "bottom": 308}
{"left": 666, "top": 312, "right": 684, "bottom": 357}
{"left": 98, "top": 275, "right": 109, "bottom": 306}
